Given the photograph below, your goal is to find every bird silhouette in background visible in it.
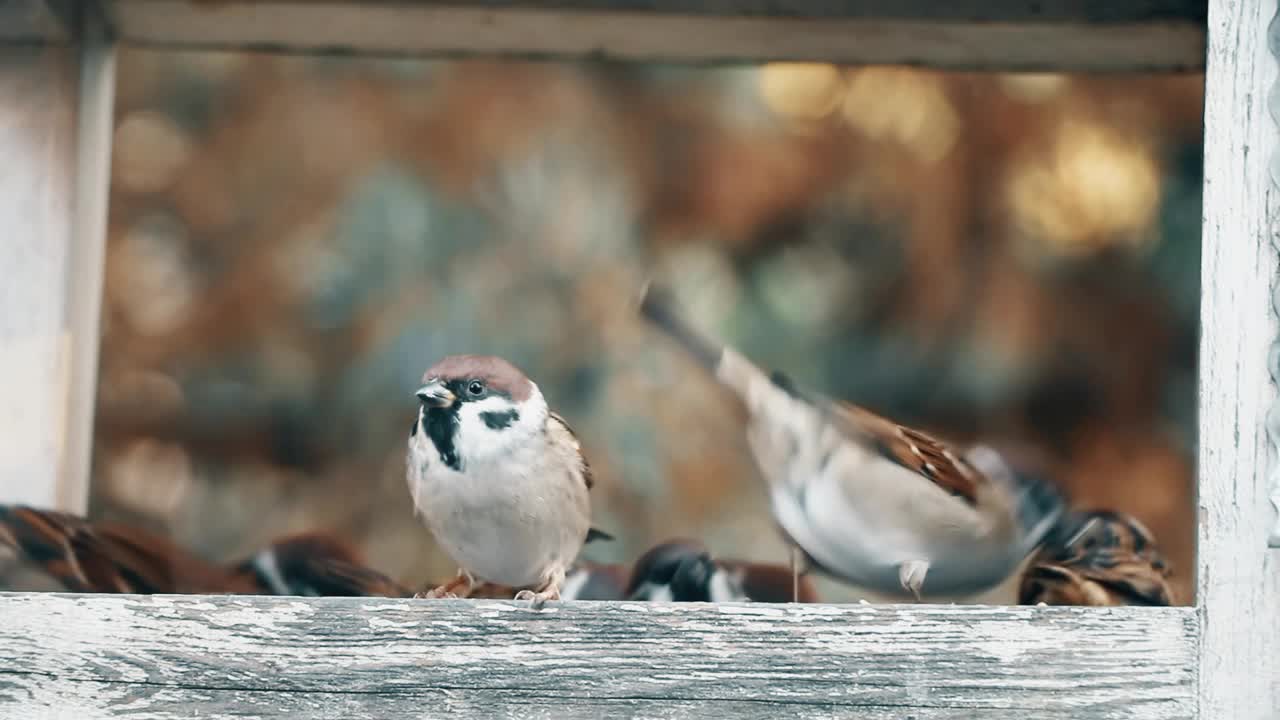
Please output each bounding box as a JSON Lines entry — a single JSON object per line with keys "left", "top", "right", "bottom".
{"left": 1019, "top": 509, "right": 1174, "bottom": 606}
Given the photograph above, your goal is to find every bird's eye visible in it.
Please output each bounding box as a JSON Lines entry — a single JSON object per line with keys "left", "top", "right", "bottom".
{"left": 467, "top": 380, "right": 485, "bottom": 397}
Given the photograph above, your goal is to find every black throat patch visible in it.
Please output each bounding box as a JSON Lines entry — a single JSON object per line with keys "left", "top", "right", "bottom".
{"left": 424, "top": 403, "right": 462, "bottom": 472}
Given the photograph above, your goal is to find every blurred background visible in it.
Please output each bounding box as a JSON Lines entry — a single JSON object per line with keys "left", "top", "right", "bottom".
{"left": 88, "top": 51, "right": 1203, "bottom": 604}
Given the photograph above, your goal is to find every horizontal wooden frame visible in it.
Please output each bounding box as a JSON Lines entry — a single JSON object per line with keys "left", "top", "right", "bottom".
{"left": 21, "top": 0, "right": 1208, "bottom": 71}
{"left": 0, "top": 0, "right": 1277, "bottom": 717}
{"left": 0, "top": 593, "right": 1199, "bottom": 718}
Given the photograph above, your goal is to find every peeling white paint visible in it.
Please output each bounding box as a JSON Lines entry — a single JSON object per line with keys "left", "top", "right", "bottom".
{"left": 0, "top": 593, "right": 1198, "bottom": 718}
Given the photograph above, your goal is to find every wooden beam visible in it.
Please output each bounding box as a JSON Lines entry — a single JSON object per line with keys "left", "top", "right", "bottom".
{"left": 61, "top": 4, "right": 116, "bottom": 514}
{"left": 0, "top": 47, "right": 78, "bottom": 509}
{"left": 104, "top": 0, "right": 1207, "bottom": 72}
{"left": 0, "top": 594, "right": 1197, "bottom": 718}
{"left": 0, "top": 7, "right": 114, "bottom": 514}
{"left": 1197, "top": 0, "right": 1280, "bottom": 716}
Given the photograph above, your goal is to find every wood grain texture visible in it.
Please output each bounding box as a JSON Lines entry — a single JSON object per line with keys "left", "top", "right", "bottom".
{"left": 104, "top": 0, "right": 1207, "bottom": 71}
{"left": 1267, "top": 0, "right": 1280, "bottom": 550}
{"left": 0, "top": 594, "right": 1196, "bottom": 719}
{"left": 1198, "top": 0, "right": 1280, "bottom": 717}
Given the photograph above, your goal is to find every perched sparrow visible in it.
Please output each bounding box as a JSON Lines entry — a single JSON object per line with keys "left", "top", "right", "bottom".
{"left": 406, "top": 354, "right": 612, "bottom": 608}
{"left": 638, "top": 284, "right": 1065, "bottom": 601}
{"left": 234, "top": 532, "right": 412, "bottom": 598}
{"left": 624, "top": 538, "right": 820, "bottom": 603}
{"left": 625, "top": 538, "right": 749, "bottom": 602}
{"left": 0, "top": 504, "right": 259, "bottom": 594}
{"left": 1019, "top": 509, "right": 1174, "bottom": 606}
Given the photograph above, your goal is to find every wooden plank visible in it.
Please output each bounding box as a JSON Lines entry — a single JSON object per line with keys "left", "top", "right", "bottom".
{"left": 60, "top": 3, "right": 116, "bottom": 514}
{"left": 0, "top": 0, "right": 72, "bottom": 43}
{"left": 0, "top": 594, "right": 1196, "bottom": 718}
{"left": 104, "top": 0, "right": 1207, "bottom": 71}
{"left": 0, "top": 8, "right": 114, "bottom": 515}
{"left": 0, "top": 46, "right": 78, "bottom": 510}
{"left": 1197, "top": 0, "right": 1280, "bottom": 717}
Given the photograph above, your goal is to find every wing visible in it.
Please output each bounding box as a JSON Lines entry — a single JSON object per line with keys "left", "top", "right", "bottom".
{"left": 767, "top": 369, "right": 981, "bottom": 506}
{"left": 1021, "top": 510, "right": 1174, "bottom": 606}
{"left": 0, "top": 505, "right": 198, "bottom": 593}
{"left": 0, "top": 505, "right": 116, "bottom": 592}
{"left": 828, "top": 401, "right": 980, "bottom": 506}
{"left": 548, "top": 410, "right": 595, "bottom": 491}
{"left": 281, "top": 556, "right": 412, "bottom": 598}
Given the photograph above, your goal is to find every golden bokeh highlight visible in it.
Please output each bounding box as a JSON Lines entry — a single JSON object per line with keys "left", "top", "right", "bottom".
{"left": 842, "top": 67, "right": 960, "bottom": 165}
{"left": 1006, "top": 118, "right": 1161, "bottom": 258}
{"left": 757, "top": 62, "right": 845, "bottom": 121}
{"left": 999, "top": 73, "right": 1070, "bottom": 104}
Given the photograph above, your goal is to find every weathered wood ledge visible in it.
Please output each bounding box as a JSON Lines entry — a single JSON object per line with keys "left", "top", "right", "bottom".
{"left": 0, "top": 593, "right": 1197, "bottom": 718}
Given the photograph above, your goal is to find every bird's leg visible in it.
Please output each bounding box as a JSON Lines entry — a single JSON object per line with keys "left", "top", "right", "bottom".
{"left": 415, "top": 568, "right": 476, "bottom": 600}
{"left": 790, "top": 545, "right": 800, "bottom": 603}
{"left": 513, "top": 566, "right": 566, "bottom": 610}
{"left": 899, "top": 560, "right": 930, "bottom": 602}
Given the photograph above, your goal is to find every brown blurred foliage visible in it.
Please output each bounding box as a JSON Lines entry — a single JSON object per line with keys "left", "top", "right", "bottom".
{"left": 90, "top": 51, "right": 1203, "bottom": 604}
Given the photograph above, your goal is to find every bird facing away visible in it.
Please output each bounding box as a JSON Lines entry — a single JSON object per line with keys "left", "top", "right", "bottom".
{"left": 0, "top": 505, "right": 259, "bottom": 594}
{"left": 624, "top": 538, "right": 820, "bottom": 603}
{"left": 624, "top": 538, "right": 750, "bottom": 602}
{"left": 232, "top": 532, "right": 412, "bottom": 598}
{"left": 1019, "top": 509, "right": 1175, "bottom": 606}
{"left": 0, "top": 505, "right": 414, "bottom": 598}
{"left": 637, "top": 283, "right": 1065, "bottom": 601}
{"left": 406, "top": 353, "right": 612, "bottom": 608}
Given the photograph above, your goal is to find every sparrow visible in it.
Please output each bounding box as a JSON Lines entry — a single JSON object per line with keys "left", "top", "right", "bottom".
{"left": 406, "top": 353, "right": 612, "bottom": 608}
{"left": 624, "top": 538, "right": 820, "bottom": 603}
{"left": 233, "top": 532, "right": 413, "bottom": 598}
{"left": 1019, "top": 509, "right": 1174, "bottom": 606}
{"left": 0, "top": 504, "right": 260, "bottom": 594}
{"left": 637, "top": 283, "right": 1065, "bottom": 601}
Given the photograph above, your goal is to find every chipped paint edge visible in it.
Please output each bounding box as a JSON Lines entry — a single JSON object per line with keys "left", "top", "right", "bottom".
{"left": 1267, "top": 2, "right": 1280, "bottom": 549}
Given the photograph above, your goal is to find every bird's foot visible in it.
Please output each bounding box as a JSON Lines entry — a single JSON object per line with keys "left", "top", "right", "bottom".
{"left": 513, "top": 586, "right": 560, "bottom": 610}
{"left": 514, "top": 568, "right": 565, "bottom": 610}
{"left": 414, "top": 587, "right": 458, "bottom": 600}
{"left": 899, "top": 560, "right": 930, "bottom": 602}
{"left": 414, "top": 569, "right": 475, "bottom": 600}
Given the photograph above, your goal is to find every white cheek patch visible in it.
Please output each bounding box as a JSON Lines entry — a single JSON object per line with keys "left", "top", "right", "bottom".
{"left": 708, "top": 568, "right": 750, "bottom": 602}
{"left": 560, "top": 568, "right": 591, "bottom": 600}
{"left": 453, "top": 391, "right": 547, "bottom": 462}
{"left": 251, "top": 550, "right": 292, "bottom": 596}
{"left": 628, "top": 581, "right": 673, "bottom": 602}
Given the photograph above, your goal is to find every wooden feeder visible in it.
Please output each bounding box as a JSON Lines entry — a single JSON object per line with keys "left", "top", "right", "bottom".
{"left": 0, "top": 2, "right": 1272, "bottom": 717}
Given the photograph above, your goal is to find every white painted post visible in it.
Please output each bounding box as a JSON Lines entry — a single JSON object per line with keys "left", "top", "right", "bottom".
{"left": 1198, "top": 0, "right": 1280, "bottom": 716}
{"left": 0, "top": 6, "right": 114, "bottom": 513}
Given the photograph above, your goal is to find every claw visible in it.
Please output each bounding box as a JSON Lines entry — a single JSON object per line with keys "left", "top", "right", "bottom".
{"left": 414, "top": 588, "right": 458, "bottom": 600}
{"left": 513, "top": 586, "right": 560, "bottom": 609}
{"left": 415, "top": 569, "right": 475, "bottom": 600}
{"left": 899, "top": 560, "right": 930, "bottom": 602}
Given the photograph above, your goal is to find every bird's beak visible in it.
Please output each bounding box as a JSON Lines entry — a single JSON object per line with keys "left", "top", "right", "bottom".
{"left": 416, "top": 380, "right": 455, "bottom": 408}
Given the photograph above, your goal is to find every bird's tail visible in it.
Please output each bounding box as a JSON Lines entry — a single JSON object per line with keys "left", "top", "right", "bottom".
{"left": 636, "top": 281, "right": 779, "bottom": 408}
{"left": 636, "top": 281, "right": 725, "bottom": 373}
